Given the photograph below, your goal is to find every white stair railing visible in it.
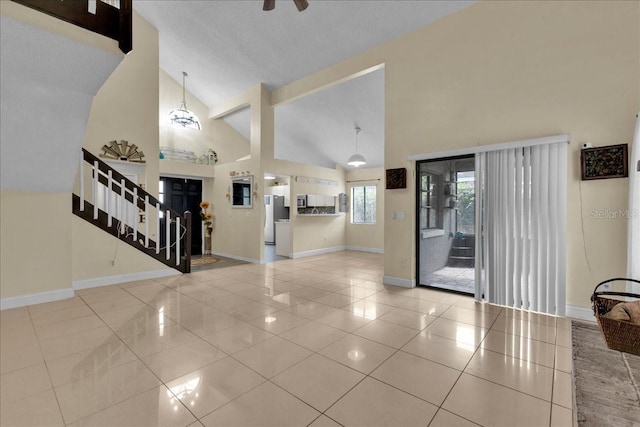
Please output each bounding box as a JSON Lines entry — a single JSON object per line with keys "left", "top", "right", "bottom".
{"left": 75, "top": 148, "right": 191, "bottom": 272}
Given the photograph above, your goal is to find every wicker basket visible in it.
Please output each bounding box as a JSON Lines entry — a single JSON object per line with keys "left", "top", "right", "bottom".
{"left": 591, "top": 278, "right": 640, "bottom": 356}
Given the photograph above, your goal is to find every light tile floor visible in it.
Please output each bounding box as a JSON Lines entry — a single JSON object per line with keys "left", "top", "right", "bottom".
{"left": 0, "top": 251, "right": 574, "bottom": 426}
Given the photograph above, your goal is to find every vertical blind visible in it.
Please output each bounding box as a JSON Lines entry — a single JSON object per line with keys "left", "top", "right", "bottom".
{"left": 475, "top": 142, "right": 567, "bottom": 315}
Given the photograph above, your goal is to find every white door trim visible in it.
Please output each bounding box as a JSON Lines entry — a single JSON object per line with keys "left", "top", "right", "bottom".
{"left": 407, "top": 134, "right": 570, "bottom": 162}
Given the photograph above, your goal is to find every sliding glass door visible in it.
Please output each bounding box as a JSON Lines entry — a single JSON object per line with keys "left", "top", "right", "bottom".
{"left": 415, "top": 137, "right": 568, "bottom": 315}
{"left": 416, "top": 155, "right": 475, "bottom": 294}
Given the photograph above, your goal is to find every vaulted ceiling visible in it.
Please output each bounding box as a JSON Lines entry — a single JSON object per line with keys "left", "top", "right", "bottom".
{"left": 135, "top": 0, "right": 474, "bottom": 169}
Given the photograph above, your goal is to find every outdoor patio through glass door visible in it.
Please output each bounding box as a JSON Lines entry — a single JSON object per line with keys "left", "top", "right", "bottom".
{"left": 416, "top": 155, "right": 475, "bottom": 294}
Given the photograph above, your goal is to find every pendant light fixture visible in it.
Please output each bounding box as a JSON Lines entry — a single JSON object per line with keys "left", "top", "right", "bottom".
{"left": 347, "top": 126, "right": 366, "bottom": 167}
{"left": 169, "top": 71, "right": 201, "bottom": 130}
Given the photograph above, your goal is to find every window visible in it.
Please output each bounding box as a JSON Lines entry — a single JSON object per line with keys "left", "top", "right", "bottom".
{"left": 351, "top": 185, "right": 376, "bottom": 224}
{"left": 455, "top": 170, "right": 475, "bottom": 234}
{"left": 419, "top": 172, "right": 441, "bottom": 229}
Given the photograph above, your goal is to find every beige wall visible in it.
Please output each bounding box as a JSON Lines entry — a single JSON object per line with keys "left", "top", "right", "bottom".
{"left": 209, "top": 117, "right": 251, "bottom": 166}
{"left": 271, "top": 1, "right": 639, "bottom": 308}
{"left": 71, "top": 216, "right": 167, "bottom": 282}
{"left": 1, "top": 191, "right": 72, "bottom": 299}
{"left": 345, "top": 168, "right": 385, "bottom": 252}
{"left": 383, "top": 0, "right": 638, "bottom": 307}
{"left": 83, "top": 12, "right": 159, "bottom": 196}
{"left": 211, "top": 158, "right": 262, "bottom": 261}
{"left": 210, "top": 85, "right": 267, "bottom": 262}
{"left": 0, "top": 3, "right": 124, "bottom": 305}
{"left": 292, "top": 175, "right": 345, "bottom": 255}
{"left": 73, "top": 12, "right": 174, "bottom": 281}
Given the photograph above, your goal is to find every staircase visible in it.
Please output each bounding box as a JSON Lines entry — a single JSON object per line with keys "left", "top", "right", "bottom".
{"left": 73, "top": 148, "right": 192, "bottom": 273}
{"left": 447, "top": 234, "right": 475, "bottom": 268}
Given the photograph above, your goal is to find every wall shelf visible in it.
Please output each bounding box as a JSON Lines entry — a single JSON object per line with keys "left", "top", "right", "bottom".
{"left": 159, "top": 159, "right": 215, "bottom": 178}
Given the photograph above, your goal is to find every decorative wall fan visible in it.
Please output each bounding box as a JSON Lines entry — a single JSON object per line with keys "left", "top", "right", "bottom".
{"left": 263, "top": 0, "right": 309, "bottom": 12}
{"left": 100, "top": 140, "right": 146, "bottom": 163}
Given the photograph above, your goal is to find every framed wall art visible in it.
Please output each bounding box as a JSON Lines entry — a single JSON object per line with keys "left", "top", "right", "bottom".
{"left": 386, "top": 167, "right": 407, "bottom": 189}
{"left": 581, "top": 144, "right": 628, "bottom": 180}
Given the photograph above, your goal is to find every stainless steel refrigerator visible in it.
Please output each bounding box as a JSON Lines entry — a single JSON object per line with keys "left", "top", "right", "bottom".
{"left": 264, "top": 195, "right": 288, "bottom": 244}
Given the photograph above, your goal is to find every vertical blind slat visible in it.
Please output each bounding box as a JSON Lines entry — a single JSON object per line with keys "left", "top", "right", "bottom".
{"left": 514, "top": 148, "right": 523, "bottom": 309}
{"left": 523, "top": 148, "right": 531, "bottom": 310}
{"left": 477, "top": 141, "right": 566, "bottom": 315}
{"left": 556, "top": 143, "right": 568, "bottom": 315}
{"left": 506, "top": 149, "right": 516, "bottom": 307}
{"left": 530, "top": 147, "right": 540, "bottom": 312}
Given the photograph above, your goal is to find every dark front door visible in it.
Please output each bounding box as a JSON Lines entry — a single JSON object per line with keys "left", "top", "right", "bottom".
{"left": 161, "top": 177, "right": 202, "bottom": 256}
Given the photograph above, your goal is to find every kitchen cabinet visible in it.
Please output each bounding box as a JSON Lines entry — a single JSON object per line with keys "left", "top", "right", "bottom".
{"left": 306, "top": 194, "right": 335, "bottom": 207}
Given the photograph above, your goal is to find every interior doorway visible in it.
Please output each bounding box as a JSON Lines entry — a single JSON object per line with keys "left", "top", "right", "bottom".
{"left": 416, "top": 155, "right": 475, "bottom": 294}
{"left": 159, "top": 177, "right": 203, "bottom": 256}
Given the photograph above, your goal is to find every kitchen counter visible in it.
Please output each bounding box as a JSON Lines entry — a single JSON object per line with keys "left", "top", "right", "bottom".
{"left": 275, "top": 221, "right": 290, "bottom": 257}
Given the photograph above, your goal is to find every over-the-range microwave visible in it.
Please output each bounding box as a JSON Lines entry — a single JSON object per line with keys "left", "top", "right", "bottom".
{"left": 297, "top": 195, "right": 307, "bottom": 208}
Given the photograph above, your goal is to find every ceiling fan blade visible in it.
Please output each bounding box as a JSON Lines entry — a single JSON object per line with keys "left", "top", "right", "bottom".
{"left": 263, "top": 0, "right": 275, "bottom": 11}
{"left": 293, "top": 0, "right": 308, "bottom": 12}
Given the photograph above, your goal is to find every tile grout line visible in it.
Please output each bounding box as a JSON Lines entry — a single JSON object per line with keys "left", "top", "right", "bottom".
{"left": 11, "top": 252, "right": 576, "bottom": 426}
{"left": 313, "top": 298, "right": 448, "bottom": 425}
{"left": 68, "top": 285, "right": 203, "bottom": 426}
{"left": 421, "top": 304, "right": 503, "bottom": 427}
{"left": 24, "top": 304, "right": 69, "bottom": 427}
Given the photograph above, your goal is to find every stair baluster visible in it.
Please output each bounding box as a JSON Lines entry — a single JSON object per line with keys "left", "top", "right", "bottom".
{"left": 73, "top": 148, "right": 191, "bottom": 273}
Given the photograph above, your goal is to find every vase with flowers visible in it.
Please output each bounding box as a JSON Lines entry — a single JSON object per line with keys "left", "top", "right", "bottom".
{"left": 200, "top": 201, "right": 214, "bottom": 254}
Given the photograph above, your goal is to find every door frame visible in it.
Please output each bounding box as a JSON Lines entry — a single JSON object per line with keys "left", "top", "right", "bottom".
{"left": 160, "top": 174, "right": 205, "bottom": 255}
{"left": 415, "top": 154, "right": 475, "bottom": 295}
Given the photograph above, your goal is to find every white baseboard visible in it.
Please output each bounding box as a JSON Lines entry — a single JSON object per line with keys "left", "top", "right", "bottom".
{"left": 345, "top": 246, "right": 384, "bottom": 254}
{"left": 383, "top": 276, "right": 416, "bottom": 288}
{"left": 566, "top": 304, "right": 596, "bottom": 322}
{"left": 1, "top": 288, "right": 75, "bottom": 311}
{"left": 212, "top": 251, "right": 261, "bottom": 265}
{"left": 72, "top": 268, "right": 180, "bottom": 290}
{"left": 290, "top": 246, "right": 347, "bottom": 259}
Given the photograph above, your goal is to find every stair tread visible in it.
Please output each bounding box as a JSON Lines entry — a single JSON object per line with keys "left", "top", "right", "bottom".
{"left": 452, "top": 246, "right": 473, "bottom": 249}
{"left": 449, "top": 256, "right": 475, "bottom": 260}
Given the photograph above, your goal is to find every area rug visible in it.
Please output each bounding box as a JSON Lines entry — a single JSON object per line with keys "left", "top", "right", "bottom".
{"left": 190, "top": 255, "right": 247, "bottom": 270}
{"left": 572, "top": 321, "right": 640, "bottom": 426}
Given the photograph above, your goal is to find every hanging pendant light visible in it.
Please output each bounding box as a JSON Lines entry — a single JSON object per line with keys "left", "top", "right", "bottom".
{"left": 347, "top": 126, "right": 366, "bottom": 167}
{"left": 169, "top": 71, "right": 201, "bottom": 130}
